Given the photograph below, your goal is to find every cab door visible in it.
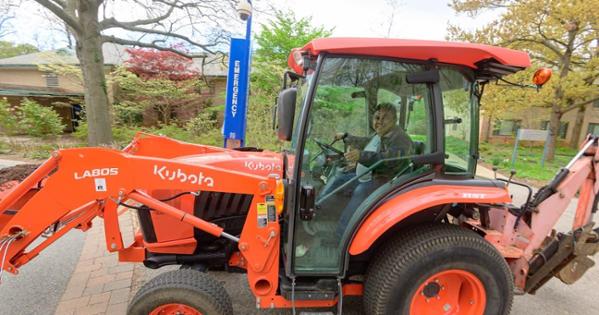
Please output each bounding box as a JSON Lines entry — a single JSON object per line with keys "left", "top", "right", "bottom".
{"left": 290, "top": 56, "right": 436, "bottom": 275}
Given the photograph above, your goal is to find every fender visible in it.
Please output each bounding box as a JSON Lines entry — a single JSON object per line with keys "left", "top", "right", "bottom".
{"left": 348, "top": 184, "right": 511, "bottom": 255}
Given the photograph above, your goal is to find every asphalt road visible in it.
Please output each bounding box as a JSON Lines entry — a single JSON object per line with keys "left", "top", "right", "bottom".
{"left": 0, "top": 160, "right": 86, "bottom": 315}
{"left": 0, "top": 231, "right": 85, "bottom": 315}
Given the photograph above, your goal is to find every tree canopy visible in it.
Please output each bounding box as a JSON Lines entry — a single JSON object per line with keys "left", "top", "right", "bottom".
{"left": 125, "top": 48, "right": 199, "bottom": 81}
{"left": 0, "top": 41, "right": 38, "bottom": 59}
{"left": 244, "top": 10, "right": 332, "bottom": 149}
{"left": 449, "top": 0, "right": 599, "bottom": 159}
{"left": 255, "top": 10, "right": 333, "bottom": 69}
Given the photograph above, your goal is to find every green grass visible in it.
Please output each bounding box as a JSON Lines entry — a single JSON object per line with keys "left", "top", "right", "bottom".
{"left": 0, "top": 140, "right": 10, "bottom": 154}
{"left": 479, "top": 142, "right": 577, "bottom": 182}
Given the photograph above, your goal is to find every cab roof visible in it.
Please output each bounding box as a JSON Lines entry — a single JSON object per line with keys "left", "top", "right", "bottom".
{"left": 294, "top": 38, "right": 531, "bottom": 77}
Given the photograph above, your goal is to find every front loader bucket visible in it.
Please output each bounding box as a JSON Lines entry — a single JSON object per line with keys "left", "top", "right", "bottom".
{"left": 0, "top": 159, "right": 57, "bottom": 218}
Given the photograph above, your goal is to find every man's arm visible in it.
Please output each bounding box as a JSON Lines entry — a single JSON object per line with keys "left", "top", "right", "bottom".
{"left": 358, "top": 131, "right": 413, "bottom": 167}
{"left": 344, "top": 134, "right": 370, "bottom": 149}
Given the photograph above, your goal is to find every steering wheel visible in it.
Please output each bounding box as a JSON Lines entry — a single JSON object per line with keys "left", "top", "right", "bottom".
{"left": 314, "top": 138, "right": 344, "bottom": 157}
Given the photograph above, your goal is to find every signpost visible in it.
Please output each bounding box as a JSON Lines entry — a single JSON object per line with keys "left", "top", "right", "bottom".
{"left": 223, "top": 3, "right": 252, "bottom": 148}
{"left": 511, "top": 129, "right": 551, "bottom": 168}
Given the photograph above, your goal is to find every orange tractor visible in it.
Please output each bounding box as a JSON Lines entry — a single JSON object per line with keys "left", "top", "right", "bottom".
{"left": 1, "top": 38, "right": 598, "bottom": 315}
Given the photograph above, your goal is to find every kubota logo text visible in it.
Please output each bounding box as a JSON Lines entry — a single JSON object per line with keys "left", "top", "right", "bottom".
{"left": 74, "top": 168, "right": 119, "bottom": 180}
{"left": 153, "top": 165, "right": 214, "bottom": 187}
{"left": 462, "top": 193, "right": 486, "bottom": 199}
{"left": 244, "top": 161, "right": 281, "bottom": 172}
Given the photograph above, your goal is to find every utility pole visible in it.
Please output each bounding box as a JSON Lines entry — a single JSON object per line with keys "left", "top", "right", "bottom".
{"left": 223, "top": 0, "right": 253, "bottom": 148}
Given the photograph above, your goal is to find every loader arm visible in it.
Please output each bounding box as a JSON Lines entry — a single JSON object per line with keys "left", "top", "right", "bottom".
{"left": 0, "top": 138, "right": 279, "bottom": 292}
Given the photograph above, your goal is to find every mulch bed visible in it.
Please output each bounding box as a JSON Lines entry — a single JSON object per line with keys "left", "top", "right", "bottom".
{"left": 0, "top": 164, "right": 40, "bottom": 186}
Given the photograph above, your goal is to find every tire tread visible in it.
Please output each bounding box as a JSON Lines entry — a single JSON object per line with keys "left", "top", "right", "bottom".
{"left": 363, "top": 224, "right": 513, "bottom": 315}
{"left": 128, "top": 269, "right": 233, "bottom": 315}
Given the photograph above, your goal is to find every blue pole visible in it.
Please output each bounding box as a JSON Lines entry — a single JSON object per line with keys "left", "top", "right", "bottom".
{"left": 223, "top": 4, "right": 252, "bottom": 148}
{"left": 239, "top": 9, "right": 252, "bottom": 147}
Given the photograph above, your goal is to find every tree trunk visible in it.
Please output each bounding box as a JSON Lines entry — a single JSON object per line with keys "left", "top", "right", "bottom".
{"left": 545, "top": 105, "right": 562, "bottom": 162}
{"left": 75, "top": 1, "right": 112, "bottom": 146}
{"left": 484, "top": 112, "right": 493, "bottom": 143}
{"left": 569, "top": 105, "right": 586, "bottom": 149}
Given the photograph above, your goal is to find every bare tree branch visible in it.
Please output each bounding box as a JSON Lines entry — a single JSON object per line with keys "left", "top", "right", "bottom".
{"left": 0, "top": 15, "right": 14, "bottom": 38}
{"left": 102, "top": 35, "right": 209, "bottom": 58}
{"left": 33, "top": 0, "right": 81, "bottom": 34}
{"left": 101, "top": 20, "right": 219, "bottom": 53}
{"left": 100, "top": 5, "right": 176, "bottom": 30}
{"left": 562, "top": 97, "right": 599, "bottom": 114}
{"left": 501, "top": 37, "right": 564, "bottom": 58}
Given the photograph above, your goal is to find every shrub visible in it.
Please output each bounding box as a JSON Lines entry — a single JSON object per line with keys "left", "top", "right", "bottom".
{"left": 113, "top": 101, "right": 145, "bottom": 126}
{"left": 149, "top": 124, "right": 200, "bottom": 143}
{"left": 18, "top": 98, "right": 65, "bottom": 137}
{"left": 0, "top": 98, "right": 18, "bottom": 135}
{"left": 186, "top": 111, "right": 218, "bottom": 136}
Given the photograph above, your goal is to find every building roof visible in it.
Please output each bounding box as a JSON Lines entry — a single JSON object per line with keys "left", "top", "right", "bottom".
{"left": 300, "top": 38, "right": 531, "bottom": 71}
{"left": 0, "top": 43, "right": 227, "bottom": 77}
{"left": 0, "top": 43, "right": 129, "bottom": 67}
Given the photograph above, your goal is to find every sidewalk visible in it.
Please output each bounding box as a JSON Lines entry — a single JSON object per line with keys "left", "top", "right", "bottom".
{"left": 0, "top": 158, "right": 25, "bottom": 168}
{"left": 54, "top": 213, "right": 136, "bottom": 315}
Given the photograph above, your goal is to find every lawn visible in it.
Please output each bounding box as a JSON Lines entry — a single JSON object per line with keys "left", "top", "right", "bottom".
{"left": 479, "top": 142, "right": 577, "bottom": 184}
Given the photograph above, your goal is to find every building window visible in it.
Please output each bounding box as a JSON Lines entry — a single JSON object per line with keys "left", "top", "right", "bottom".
{"left": 45, "top": 73, "right": 59, "bottom": 87}
{"left": 493, "top": 119, "right": 521, "bottom": 136}
{"left": 589, "top": 123, "right": 599, "bottom": 136}
{"left": 541, "top": 120, "right": 569, "bottom": 139}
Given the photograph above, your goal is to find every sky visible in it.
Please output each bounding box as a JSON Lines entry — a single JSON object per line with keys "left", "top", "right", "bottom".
{"left": 3, "top": 0, "right": 500, "bottom": 51}
{"left": 271, "top": 0, "right": 498, "bottom": 40}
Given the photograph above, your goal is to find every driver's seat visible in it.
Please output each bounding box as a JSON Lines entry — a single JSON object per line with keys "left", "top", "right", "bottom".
{"left": 413, "top": 141, "right": 425, "bottom": 155}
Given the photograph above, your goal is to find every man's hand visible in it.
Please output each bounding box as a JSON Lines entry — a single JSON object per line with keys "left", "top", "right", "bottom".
{"left": 343, "top": 148, "right": 359, "bottom": 171}
{"left": 334, "top": 132, "right": 348, "bottom": 141}
{"left": 345, "top": 148, "right": 360, "bottom": 164}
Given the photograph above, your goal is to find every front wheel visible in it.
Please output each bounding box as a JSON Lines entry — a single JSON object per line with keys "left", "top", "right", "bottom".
{"left": 364, "top": 224, "right": 513, "bottom": 315}
{"left": 128, "top": 269, "right": 233, "bottom": 315}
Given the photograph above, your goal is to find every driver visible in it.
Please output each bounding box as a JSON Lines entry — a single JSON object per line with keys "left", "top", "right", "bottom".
{"left": 341, "top": 102, "right": 412, "bottom": 180}
{"left": 328, "top": 102, "right": 412, "bottom": 239}
{"left": 297, "top": 103, "right": 413, "bottom": 257}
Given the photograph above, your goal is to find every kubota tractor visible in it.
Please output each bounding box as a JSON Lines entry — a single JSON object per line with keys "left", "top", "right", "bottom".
{"left": 1, "top": 38, "right": 598, "bottom": 315}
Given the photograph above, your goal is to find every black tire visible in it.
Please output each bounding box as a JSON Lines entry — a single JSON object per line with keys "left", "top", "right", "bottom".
{"left": 364, "top": 224, "right": 513, "bottom": 315}
{"left": 128, "top": 269, "right": 233, "bottom": 315}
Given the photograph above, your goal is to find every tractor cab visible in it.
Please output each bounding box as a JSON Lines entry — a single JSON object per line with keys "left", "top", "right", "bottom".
{"left": 276, "top": 38, "right": 531, "bottom": 276}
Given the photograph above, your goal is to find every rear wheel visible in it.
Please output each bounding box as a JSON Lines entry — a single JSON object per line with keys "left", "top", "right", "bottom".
{"left": 364, "top": 224, "right": 513, "bottom": 315}
{"left": 128, "top": 269, "right": 233, "bottom": 315}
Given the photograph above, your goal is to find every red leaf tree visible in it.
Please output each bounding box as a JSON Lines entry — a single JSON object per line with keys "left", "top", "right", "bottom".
{"left": 125, "top": 48, "right": 200, "bottom": 81}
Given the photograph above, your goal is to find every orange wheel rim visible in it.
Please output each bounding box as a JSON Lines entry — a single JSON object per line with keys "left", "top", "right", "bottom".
{"left": 409, "top": 269, "right": 486, "bottom": 315}
{"left": 149, "top": 303, "right": 203, "bottom": 315}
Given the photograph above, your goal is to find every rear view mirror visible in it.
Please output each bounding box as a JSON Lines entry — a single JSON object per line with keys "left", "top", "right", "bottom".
{"left": 406, "top": 69, "right": 439, "bottom": 84}
{"left": 277, "top": 88, "right": 297, "bottom": 141}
